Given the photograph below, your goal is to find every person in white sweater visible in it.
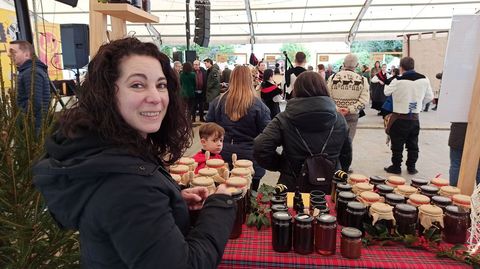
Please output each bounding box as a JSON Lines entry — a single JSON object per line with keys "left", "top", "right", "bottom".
{"left": 383, "top": 56, "right": 433, "bottom": 175}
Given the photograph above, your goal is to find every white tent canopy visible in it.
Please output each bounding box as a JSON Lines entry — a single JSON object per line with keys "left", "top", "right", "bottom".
{"left": 25, "top": 0, "right": 480, "bottom": 44}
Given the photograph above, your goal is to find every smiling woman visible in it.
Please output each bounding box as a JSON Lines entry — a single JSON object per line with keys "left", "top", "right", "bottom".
{"left": 32, "top": 37, "right": 236, "bottom": 268}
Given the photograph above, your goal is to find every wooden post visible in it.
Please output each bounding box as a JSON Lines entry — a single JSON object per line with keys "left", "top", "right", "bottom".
{"left": 89, "top": 0, "right": 107, "bottom": 58}
{"left": 111, "top": 17, "right": 127, "bottom": 40}
{"left": 457, "top": 56, "right": 480, "bottom": 195}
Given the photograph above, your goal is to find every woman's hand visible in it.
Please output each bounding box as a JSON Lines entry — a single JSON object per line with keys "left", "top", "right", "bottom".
{"left": 181, "top": 187, "right": 209, "bottom": 210}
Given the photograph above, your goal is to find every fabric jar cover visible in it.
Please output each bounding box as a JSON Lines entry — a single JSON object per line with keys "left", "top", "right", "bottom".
{"left": 418, "top": 204, "right": 444, "bottom": 229}
{"left": 407, "top": 194, "right": 431, "bottom": 207}
{"left": 348, "top": 174, "right": 369, "bottom": 186}
{"left": 369, "top": 202, "right": 395, "bottom": 226}
{"left": 198, "top": 167, "right": 225, "bottom": 184}
{"left": 430, "top": 178, "right": 449, "bottom": 188}
{"left": 177, "top": 157, "right": 197, "bottom": 172}
{"left": 386, "top": 176, "right": 406, "bottom": 188}
{"left": 439, "top": 186, "right": 461, "bottom": 198}
{"left": 358, "top": 191, "right": 382, "bottom": 206}
{"left": 452, "top": 194, "right": 471, "bottom": 209}
{"left": 394, "top": 185, "right": 418, "bottom": 198}
{"left": 192, "top": 176, "right": 217, "bottom": 194}
{"left": 352, "top": 182, "right": 374, "bottom": 195}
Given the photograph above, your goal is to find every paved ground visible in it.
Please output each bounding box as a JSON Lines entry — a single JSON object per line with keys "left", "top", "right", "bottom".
{"left": 185, "top": 107, "right": 451, "bottom": 187}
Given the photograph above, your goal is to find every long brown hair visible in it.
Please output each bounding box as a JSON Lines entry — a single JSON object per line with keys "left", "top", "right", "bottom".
{"left": 224, "top": 66, "right": 255, "bottom": 121}
{"left": 60, "top": 37, "right": 192, "bottom": 165}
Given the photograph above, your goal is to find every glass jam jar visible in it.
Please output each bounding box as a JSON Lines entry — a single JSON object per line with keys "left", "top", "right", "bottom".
{"left": 419, "top": 185, "right": 439, "bottom": 199}
{"left": 177, "top": 157, "right": 196, "bottom": 172}
{"left": 369, "top": 202, "right": 395, "bottom": 234}
{"left": 226, "top": 176, "right": 248, "bottom": 189}
{"left": 336, "top": 191, "right": 356, "bottom": 226}
{"left": 272, "top": 212, "right": 292, "bottom": 252}
{"left": 293, "top": 214, "right": 314, "bottom": 254}
{"left": 169, "top": 164, "right": 189, "bottom": 184}
{"left": 418, "top": 204, "right": 443, "bottom": 236}
{"left": 394, "top": 185, "right": 418, "bottom": 198}
{"left": 270, "top": 195, "right": 287, "bottom": 207}
{"left": 385, "top": 193, "right": 406, "bottom": 207}
{"left": 369, "top": 175, "right": 387, "bottom": 188}
{"left": 310, "top": 190, "right": 326, "bottom": 200}
{"left": 439, "top": 186, "right": 461, "bottom": 198}
{"left": 386, "top": 176, "right": 406, "bottom": 188}
{"left": 407, "top": 193, "right": 431, "bottom": 207}
{"left": 358, "top": 191, "right": 382, "bottom": 207}
{"left": 394, "top": 203, "right": 418, "bottom": 236}
{"left": 431, "top": 196, "right": 452, "bottom": 212}
{"left": 346, "top": 201, "right": 367, "bottom": 234}
{"left": 335, "top": 183, "right": 352, "bottom": 204}
{"left": 231, "top": 167, "right": 252, "bottom": 185}
{"left": 229, "top": 188, "right": 245, "bottom": 239}
{"left": 270, "top": 204, "right": 288, "bottom": 220}
{"left": 352, "top": 182, "right": 374, "bottom": 195}
{"left": 313, "top": 204, "right": 330, "bottom": 216}
{"left": 443, "top": 205, "right": 470, "bottom": 244}
{"left": 310, "top": 197, "right": 327, "bottom": 215}
{"left": 331, "top": 176, "right": 347, "bottom": 204}
{"left": 411, "top": 178, "right": 429, "bottom": 189}
{"left": 348, "top": 174, "right": 369, "bottom": 186}
{"left": 340, "top": 227, "right": 362, "bottom": 259}
{"left": 376, "top": 184, "right": 394, "bottom": 197}
{"left": 315, "top": 214, "right": 337, "bottom": 255}
{"left": 191, "top": 176, "right": 216, "bottom": 194}
{"left": 430, "top": 177, "right": 449, "bottom": 188}
{"left": 452, "top": 194, "right": 471, "bottom": 211}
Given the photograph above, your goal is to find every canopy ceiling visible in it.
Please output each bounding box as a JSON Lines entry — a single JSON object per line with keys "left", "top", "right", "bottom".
{"left": 27, "top": 0, "right": 480, "bottom": 45}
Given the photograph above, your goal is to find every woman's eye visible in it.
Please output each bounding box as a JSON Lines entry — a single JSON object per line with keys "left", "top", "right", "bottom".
{"left": 157, "top": 83, "right": 168, "bottom": 90}
{"left": 131, "top": 83, "right": 144, "bottom": 89}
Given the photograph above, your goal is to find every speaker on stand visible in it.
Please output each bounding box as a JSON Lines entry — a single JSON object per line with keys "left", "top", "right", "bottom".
{"left": 194, "top": 0, "right": 210, "bottom": 47}
{"left": 185, "top": 50, "right": 197, "bottom": 63}
{"left": 60, "top": 24, "right": 89, "bottom": 86}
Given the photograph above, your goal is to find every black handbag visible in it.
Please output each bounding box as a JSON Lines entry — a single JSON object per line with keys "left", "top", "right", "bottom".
{"left": 293, "top": 114, "right": 337, "bottom": 192}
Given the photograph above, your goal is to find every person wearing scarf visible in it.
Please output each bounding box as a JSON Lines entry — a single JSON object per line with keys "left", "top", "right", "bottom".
{"left": 260, "top": 69, "right": 282, "bottom": 119}
{"left": 370, "top": 64, "right": 388, "bottom": 114}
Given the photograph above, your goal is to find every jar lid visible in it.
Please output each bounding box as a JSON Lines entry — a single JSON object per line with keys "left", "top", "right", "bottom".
{"left": 170, "top": 174, "right": 181, "bottom": 183}
{"left": 370, "top": 202, "right": 393, "bottom": 213}
{"left": 418, "top": 204, "right": 443, "bottom": 216}
{"left": 338, "top": 191, "right": 356, "bottom": 200}
{"left": 360, "top": 191, "right": 381, "bottom": 202}
{"left": 206, "top": 159, "right": 225, "bottom": 167}
{"left": 170, "top": 164, "right": 189, "bottom": 173}
{"left": 395, "top": 203, "right": 417, "bottom": 214}
{"left": 316, "top": 214, "right": 336, "bottom": 224}
{"left": 431, "top": 178, "right": 449, "bottom": 187}
{"left": 341, "top": 227, "right": 362, "bottom": 239}
{"left": 350, "top": 174, "right": 369, "bottom": 183}
{"left": 231, "top": 167, "right": 251, "bottom": 176}
{"left": 347, "top": 201, "right": 367, "bottom": 211}
{"left": 431, "top": 195, "right": 452, "bottom": 206}
{"left": 273, "top": 211, "right": 292, "bottom": 221}
{"left": 178, "top": 157, "right": 195, "bottom": 165}
{"left": 310, "top": 197, "right": 327, "bottom": 205}
{"left": 198, "top": 167, "right": 218, "bottom": 176}
{"left": 420, "top": 185, "right": 439, "bottom": 194}
{"left": 229, "top": 187, "right": 243, "bottom": 197}
{"left": 387, "top": 176, "right": 406, "bottom": 186}
{"left": 310, "top": 190, "right": 326, "bottom": 197}
{"left": 271, "top": 204, "right": 288, "bottom": 212}
{"left": 294, "top": 213, "right": 313, "bottom": 223}
{"left": 377, "top": 184, "right": 394, "bottom": 193}
{"left": 192, "top": 176, "right": 214, "bottom": 186}
{"left": 452, "top": 194, "right": 471, "bottom": 207}
{"left": 337, "top": 183, "right": 352, "bottom": 191}
{"left": 386, "top": 193, "right": 405, "bottom": 203}
{"left": 370, "top": 175, "right": 387, "bottom": 183}
{"left": 271, "top": 195, "right": 286, "bottom": 203}
{"left": 440, "top": 186, "right": 461, "bottom": 195}
{"left": 408, "top": 194, "right": 431, "bottom": 204}
{"left": 411, "top": 178, "right": 429, "bottom": 185}
{"left": 445, "top": 205, "right": 469, "bottom": 216}
{"left": 356, "top": 182, "right": 374, "bottom": 191}
{"left": 396, "top": 185, "right": 418, "bottom": 194}
{"left": 235, "top": 159, "right": 253, "bottom": 167}
{"left": 226, "top": 176, "right": 248, "bottom": 187}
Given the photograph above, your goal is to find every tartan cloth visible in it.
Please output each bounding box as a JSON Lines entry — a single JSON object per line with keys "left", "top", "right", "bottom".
{"left": 219, "top": 196, "right": 469, "bottom": 269}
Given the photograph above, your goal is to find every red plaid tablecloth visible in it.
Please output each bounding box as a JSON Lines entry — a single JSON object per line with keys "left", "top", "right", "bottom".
{"left": 220, "top": 195, "right": 469, "bottom": 269}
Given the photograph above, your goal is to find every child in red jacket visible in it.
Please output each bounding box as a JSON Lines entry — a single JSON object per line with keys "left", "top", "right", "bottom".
{"left": 193, "top": 123, "right": 225, "bottom": 173}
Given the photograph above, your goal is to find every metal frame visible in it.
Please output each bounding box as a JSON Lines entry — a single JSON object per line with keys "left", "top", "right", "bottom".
{"left": 346, "top": 0, "right": 373, "bottom": 45}
{"left": 244, "top": 0, "right": 255, "bottom": 51}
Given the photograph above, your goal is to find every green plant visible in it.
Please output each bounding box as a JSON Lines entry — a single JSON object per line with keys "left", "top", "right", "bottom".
{"left": 0, "top": 57, "right": 79, "bottom": 268}
{"left": 246, "top": 184, "right": 275, "bottom": 230}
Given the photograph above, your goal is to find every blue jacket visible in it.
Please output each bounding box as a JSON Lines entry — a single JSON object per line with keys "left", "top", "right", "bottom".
{"left": 17, "top": 59, "right": 51, "bottom": 132}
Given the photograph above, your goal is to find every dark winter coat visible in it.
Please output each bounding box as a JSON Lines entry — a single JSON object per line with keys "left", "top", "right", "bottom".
{"left": 17, "top": 59, "right": 51, "bottom": 132}
{"left": 206, "top": 64, "right": 221, "bottom": 103}
{"left": 180, "top": 71, "right": 196, "bottom": 98}
{"left": 253, "top": 96, "right": 352, "bottom": 191}
{"left": 260, "top": 80, "right": 282, "bottom": 119}
{"left": 33, "top": 131, "right": 236, "bottom": 269}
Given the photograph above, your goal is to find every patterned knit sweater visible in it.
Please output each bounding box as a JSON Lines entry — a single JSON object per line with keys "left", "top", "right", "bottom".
{"left": 327, "top": 70, "right": 370, "bottom": 114}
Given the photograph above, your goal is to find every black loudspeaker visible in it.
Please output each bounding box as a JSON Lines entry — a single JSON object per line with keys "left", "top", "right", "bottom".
{"left": 173, "top": 51, "right": 183, "bottom": 63}
{"left": 185, "top": 50, "right": 197, "bottom": 63}
{"left": 194, "top": 0, "right": 210, "bottom": 47}
{"left": 60, "top": 24, "right": 89, "bottom": 69}
{"left": 54, "top": 0, "right": 78, "bottom": 7}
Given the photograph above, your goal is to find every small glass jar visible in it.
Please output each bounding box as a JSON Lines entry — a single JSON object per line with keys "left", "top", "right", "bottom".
{"left": 335, "top": 184, "right": 352, "bottom": 204}
{"left": 191, "top": 176, "right": 216, "bottom": 194}
{"left": 407, "top": 193, "right": 431, "bottom": 207}
{"left": 358, "top": 191, "right": 381, "bottom": 207}
{"left": 340, "top": 227, "right": 362, "bottom": 259}
{"left": 418, "top": 204, "right": 443, "bottom": 236}
{"left": 310, "top": 197, "right": 327, "bottom": 209}
{"left": 394, "top": 203, "right": 418, "bottom": 236}
{"left": 198, "top": 167, "right": 224, "bottom": 186}
{"left": 420, "top": 185, "right": 439, "bottom": 199}
{"left": 206, "top": 158, "right": 227, "bottom": 178}
{"left": 293, "top": 214, "right": 314, "bottom": 254}
{"left": 270, "top": 196, "right": 287, "bottom": 207}
{"left": 386, "top": 176, "right": 406, "bottom": 188}
{"left": 452, "top": 194, "right": 471, "bottom": 211}
{"left": 231, "top": 167, "right": 252, "bottom": 185}
{"left": 376, "top": 184, "right": 394, "bottom": 197}
{"left": 177, "top": 157, "right": 197, "bottom": 172}
{"left": 369, "top": 202, "right": 395, "bottom": 234}
{"left": 385, "top": 193, "right": 406, "bottom": 207}
{"left": 272, "top": 212, "right": 292, "bottom": 252}
{"left": 233, "top": 159, "right": 254, "bottom": 177}
{"left": 352, "top": 182, "right": 374, "bottom": 195}
{"left": 369, "top": 175, "right": 387, "bottom": 188}
{"left": 169, "top": 164, "right": 189, "bottom": 178}
{"left": 336, "top": 191, "right": 356, "bottom": 226}
{"left": 229, "top": 188, "right": 245, "bottom": 239}
{"left": 310, "top": 190, "right": 326, "bottom": 200}
{"left": 331, "top": 177, "right": 347, "bottom": 204}
{"left": 394, "top": 185, "right": 418, "bottom": 198}
{"left": 170, "top": 173, "right": 182, "bottom": 185}
{"left": 270, "top": 204, "right": 289, "bottom": 220}
{"left": 430, "top": 177, "right": 449, "bottom": 188}
{"left": 226, "top": 176, "right": 248, "bottom": 189}
{"left": 348, "top": 174, "right": 369, "bottom": 185}
{"left": 438, "top": 186, "right": 461, "bottom": 198}
{"left": 313, "top": 204, "right": 330, "bottom": 216}
{"left": 346, "top": 201, "right": 367, "bottom": 234}
{"left": 431, "top": 196, "right": 452, "bottom": 212}
{"left": 411, "top": 178, "right": 429, "bottom": 189}
{"left": 315, "top": 214, "right": 337, "bottom": 255}
{"left": 443, "top": 205, "right": 469, "bottom": 244}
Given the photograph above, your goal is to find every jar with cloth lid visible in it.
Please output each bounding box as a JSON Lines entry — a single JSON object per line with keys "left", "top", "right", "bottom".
{"left": 386, "top": 176, "right": 406, "bottom": 188}
{"left": 394, "top": 185, "right": 418, "bottom": 198}
{"left": 369, "top": 202, "right": 395, "bottom": 234}
{"left": 348, "top": 174, "right": 369, "bottom": 185}
{"left": 430, "top": 177, "right": 449, "bottom": 188}
{"left": 352, "top": 182, "right": 374, "bottom": 195}
{"left": 418, "top": 204, "right": 443, "bottom": 236}
{"left": 407, "top": 193, "right": 431, "bottom": 207}
{"left": 439, "top": 186, "right": 461, "bottom": 198}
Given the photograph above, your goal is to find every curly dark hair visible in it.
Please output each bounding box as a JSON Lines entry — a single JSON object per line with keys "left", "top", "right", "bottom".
{"left": 60, "top": 37, "right": 192, "bottom": 165}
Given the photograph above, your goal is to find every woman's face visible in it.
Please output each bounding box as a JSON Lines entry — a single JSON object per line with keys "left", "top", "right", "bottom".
{"left": 258, "top": 62, "right": 266, "bottom": 71}
{"left": 382, "top": 64, "right": 387, "bottom": 72}
{"left": 116, "top": 55, "right": 169, "bottom": 138}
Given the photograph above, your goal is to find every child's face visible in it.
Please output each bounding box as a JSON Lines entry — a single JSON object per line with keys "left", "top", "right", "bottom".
{"left": 200, "top": 135, "right": 224, "bottom": 155}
